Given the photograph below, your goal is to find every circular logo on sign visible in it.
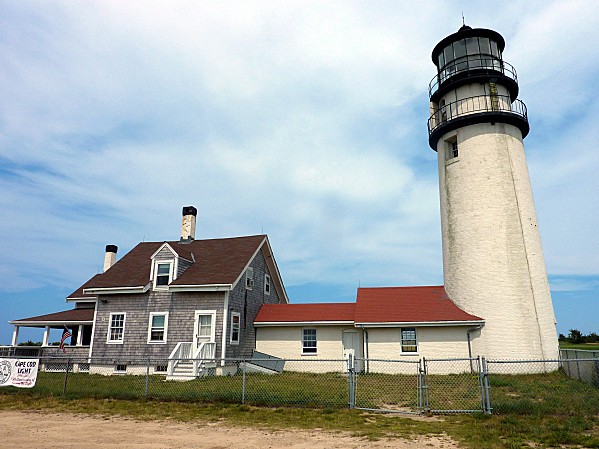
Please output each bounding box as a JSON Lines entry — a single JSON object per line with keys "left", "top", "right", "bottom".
{"left": 0, "top": 360, "right": 11, "bottom": 385}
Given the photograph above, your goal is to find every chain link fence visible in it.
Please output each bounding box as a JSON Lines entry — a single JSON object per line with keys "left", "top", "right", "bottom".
{"left": 2, "top": 355, "right": 598, "bottom": 416}
{"left": 560, "top": 349, "right": 599, "bottom": 386}
{"left": 486, "top": 359, "right": 599, "bottom": 416}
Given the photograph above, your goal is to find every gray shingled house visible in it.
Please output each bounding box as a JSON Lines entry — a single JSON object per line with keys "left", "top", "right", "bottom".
{"left": 7, "top": 207, "right": 288, "bottom": 378}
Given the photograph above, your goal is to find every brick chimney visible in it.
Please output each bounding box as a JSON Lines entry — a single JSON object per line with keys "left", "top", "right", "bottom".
{"left": 181, "top": 206, "right": 197, "bottom": 242}
{"left": 103, "top": 245, "right": 118, "bottom": 272}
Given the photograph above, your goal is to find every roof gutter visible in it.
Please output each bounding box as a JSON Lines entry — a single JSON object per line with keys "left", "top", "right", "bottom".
{"left": 168, "top": 284, "right": 232, "bottom": 292}
{"left": 9, "top": 320, "right": 93, "bottom": 326}
{"left": 355, "top": 320, "right": 485, "bottom": 328}
{"left": 254, "top": 320, "right": 354, "bottom": 327}
{"left": 83, "top": 284, "right": 150, "bottom": 295}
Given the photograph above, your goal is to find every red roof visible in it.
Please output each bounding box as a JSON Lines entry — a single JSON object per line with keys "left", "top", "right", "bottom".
{"left": 355, "top": 286, "right": 482, "bottom": 323}
{"left": 255, "top": 286, "right": 483, "bottom": 325}
{"left": 68, "top": 235, "right": 266, "bottom": 295}
{"left": 255, "top": 303, "right": 356, "bottom": 323}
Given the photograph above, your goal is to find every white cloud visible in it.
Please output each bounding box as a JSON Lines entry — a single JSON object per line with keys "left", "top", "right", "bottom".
{"left": 0, "top": 0, "right": 597, "bottom": 309}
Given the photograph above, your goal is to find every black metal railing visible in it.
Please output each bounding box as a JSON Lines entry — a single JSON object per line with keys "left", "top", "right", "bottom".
{"left": 428, "top": 94, "right": 527, "bottom": 135}
{"left": 429, "top": 55, "right": 518, "bottom": 97}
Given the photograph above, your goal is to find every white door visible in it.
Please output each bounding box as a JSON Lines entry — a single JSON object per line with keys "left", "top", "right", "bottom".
{"left": 342, "top": 330, "right": 360, "bottom": 372}
{"left": 193, "top": 310, "right": 216, "bottom": 355}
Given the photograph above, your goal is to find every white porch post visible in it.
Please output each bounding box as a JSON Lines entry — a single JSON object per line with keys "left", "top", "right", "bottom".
{"left": 11, "top": 326, "right": 19, "bottom": 346}
{"left": 77, "top": 325, "right": 83, "bottom": 346}
{"left": 42, "top": 326, "right": 50, "bottom": 347}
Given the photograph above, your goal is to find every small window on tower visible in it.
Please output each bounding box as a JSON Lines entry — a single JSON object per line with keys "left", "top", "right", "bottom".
{"left": 445, "top": 137, "right": 458, "bottom": 161}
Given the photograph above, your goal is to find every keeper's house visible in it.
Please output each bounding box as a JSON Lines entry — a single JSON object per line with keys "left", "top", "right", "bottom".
{"left": 7, "top": 206, "right": 288, "bottom": 377}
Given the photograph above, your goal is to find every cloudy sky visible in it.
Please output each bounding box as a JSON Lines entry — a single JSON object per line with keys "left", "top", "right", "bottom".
{"left": 1, "top": 0, "right": 598, "bottom": 344}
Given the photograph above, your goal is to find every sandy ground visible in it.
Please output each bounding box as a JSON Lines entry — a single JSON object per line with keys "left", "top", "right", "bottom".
{"left": 0, "top": 410, "right": 460, "bottom": 448}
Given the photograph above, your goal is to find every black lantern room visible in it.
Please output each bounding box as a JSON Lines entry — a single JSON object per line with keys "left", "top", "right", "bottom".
{"left": 427, "top": 25, "right": 529, "bottom": 149}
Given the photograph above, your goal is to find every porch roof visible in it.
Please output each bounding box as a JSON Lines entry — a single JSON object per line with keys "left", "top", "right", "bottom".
{"left": 9, "top": 308, "right": 95, "bottom": 327}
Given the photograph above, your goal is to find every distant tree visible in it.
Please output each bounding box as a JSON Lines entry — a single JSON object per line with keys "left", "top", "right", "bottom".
{"left": 18, "top": 341, "right": 42, "bottom": 346}
{"left": 558, "top": 333, "right": 567, "bottom": 341}
{"left": 568, "top": 329, "right": 584, "bottom": 344}
{"left": 587, "top": 332, "right": 599, "bottom": 343}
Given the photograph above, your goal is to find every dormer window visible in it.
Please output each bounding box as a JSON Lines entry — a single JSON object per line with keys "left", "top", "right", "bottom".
{"left": 153, "top": 261, "right": 173, "bottom": 289}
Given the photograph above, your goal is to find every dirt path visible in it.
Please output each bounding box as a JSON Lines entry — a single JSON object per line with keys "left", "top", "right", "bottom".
{"left": 0, "top": 410, "right": 459, "bottom": 448}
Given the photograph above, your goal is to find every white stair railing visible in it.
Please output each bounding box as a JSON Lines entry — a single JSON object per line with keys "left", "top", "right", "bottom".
{"left": 192, "top": 342, "right": 217, "bottom": 376}
{"left": 167, "top": 342, "right": 192, "bottom": 375}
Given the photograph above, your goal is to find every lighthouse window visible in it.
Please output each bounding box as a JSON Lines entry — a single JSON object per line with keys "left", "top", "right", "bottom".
{"left": 454, "top": 40, "right": 467, "bottom": 71}
{"left": 444, "top": 45, "right": 454, "bottom": 67}
{"left": 445, "top": 137, "right": 458, "bottom": 161}
{"left": 479, "top": 37, "right": 491, "bottom": 55}
{"left": 466, "top": 37, "right": 479, "bottom": 55}
{"left": 490, "top": 40, "right": 499, "bottom": 57}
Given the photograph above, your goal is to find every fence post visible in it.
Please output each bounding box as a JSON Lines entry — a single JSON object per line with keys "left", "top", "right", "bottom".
{"left": 241, "top": 359, "right": 246, "bottom": 404}
{"left": 145, "top": 359, "right": 150, "bottom": 399}
{"left": 348, "top": 354, "right": 355, "bottom": 409}
{"left": 419, "top": 357, "right": 430, "bottom": 415}
{"left": 482, "top": 357, "right": 492, "bottom": 415}
{"left": 62, "top": 358, "right": 70, "bottom": 396}
{"left": 476, "top": 356, "right": 485, "bottom": 413}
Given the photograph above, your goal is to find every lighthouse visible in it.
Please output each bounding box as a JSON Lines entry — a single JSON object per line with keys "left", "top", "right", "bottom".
{"left": 427, "top": 25, "right": 559, "bottom": 360}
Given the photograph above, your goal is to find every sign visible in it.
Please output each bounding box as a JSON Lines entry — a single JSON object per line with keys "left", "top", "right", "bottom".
{"left": 0, "top": 358, "right": 39, "bottom": 388}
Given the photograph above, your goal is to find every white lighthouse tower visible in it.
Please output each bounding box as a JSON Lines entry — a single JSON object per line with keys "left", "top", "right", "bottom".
{"left": 427, "top": 25, "right": 559, "bottom": 360}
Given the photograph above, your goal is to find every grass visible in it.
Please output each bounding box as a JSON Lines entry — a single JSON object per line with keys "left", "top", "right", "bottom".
{"left": 560, "top": 342, "right": 599, "bottom": 351}
{"left": 1, "top": 369, "right": 598, "bottom": 448}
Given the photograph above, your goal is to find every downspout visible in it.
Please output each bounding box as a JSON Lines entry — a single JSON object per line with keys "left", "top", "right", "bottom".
{"left": 220, "top": 290, "right": 230, "bottom": 367}
{"left": 359, "top": 325, "right": 369, "bottom": 374}
{"left": 88, "top": 297, "right": 99, "bottom": 361}
{"left": 467, "top": 324, "right": 483, "bottom": 373}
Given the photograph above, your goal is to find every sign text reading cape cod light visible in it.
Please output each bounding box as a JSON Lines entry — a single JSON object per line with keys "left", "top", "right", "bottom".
{"left": 0, "top": 358, "right": 39, "bottom": 388}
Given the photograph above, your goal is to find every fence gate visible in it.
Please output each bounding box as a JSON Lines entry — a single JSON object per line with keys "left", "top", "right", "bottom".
{"left": 421, "top": 357, "right": 491, "bottom": 414}
{"left": 351, "top": 358, "right": 422, "bottom": 414}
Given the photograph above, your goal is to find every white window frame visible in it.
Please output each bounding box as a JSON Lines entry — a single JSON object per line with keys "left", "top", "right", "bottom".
{"left": 152, "top": 260, "right": 174, "bottom": 290}
{"left": 107, "top": 312, "right": 126, "bottom": 344}
{"left": 229, "top": 312, "right": 241, "bottom": 345}
{"left": 264, "top": 274, "right": 271, "bottom": 295}
{"left": 193, "top": 310, "right": 217, "bottom": 352}
{"left": 302, "top": 328, "right": 317, "bottom": 355}
{"left": 147, "top": 312, "right": 169, "bottom": 344}
{"left": 400, "top": 327, "right": 418, "bottom": 354}
{"left": 245, "top": 267, "right": 254, "bottom": 290}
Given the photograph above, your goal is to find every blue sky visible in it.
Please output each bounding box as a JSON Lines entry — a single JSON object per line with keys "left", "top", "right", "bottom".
{"left": 1, "top": 1, "right": 598, "bottom": 345}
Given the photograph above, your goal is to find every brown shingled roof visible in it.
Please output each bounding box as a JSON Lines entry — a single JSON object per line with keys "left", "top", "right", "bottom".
{"left": 10, "top": 308, "right": 95, "bottom": 324}
{"left": 75, "top": 235, "right": 266, "bottom": 291}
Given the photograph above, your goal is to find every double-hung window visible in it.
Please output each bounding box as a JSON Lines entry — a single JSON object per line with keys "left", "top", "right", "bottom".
{"left": 108, "top": 313, "right": 126, "bottom": 344}
{"left": 147, "top": 312, "right": 168, "bottom": 343}
{"left": 230, "top": 312, "right": 241, "bottom": 345}
{"left": 400, "top": 327, "right": 418, "bottom": 353}
{"left": 264, "top": 274, "right": 271, "bottom": 295}
{"left": 154, "top": 262, "right": 172, "bottom": 288}
{"left": 302, "top": 328, "right": 317, "bottom": 354}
